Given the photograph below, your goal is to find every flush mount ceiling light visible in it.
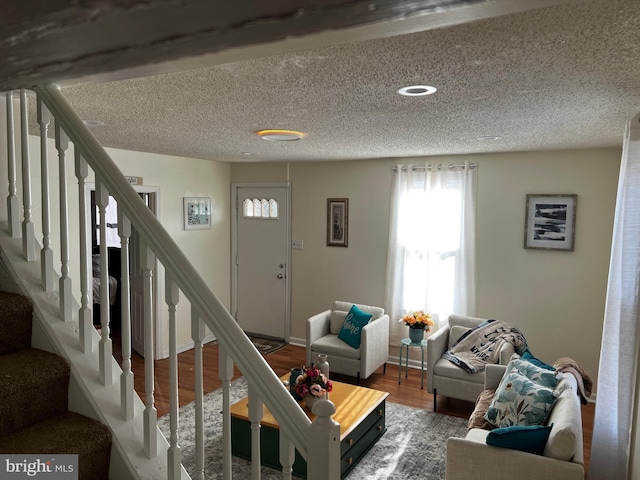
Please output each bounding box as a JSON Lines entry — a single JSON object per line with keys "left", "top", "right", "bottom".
{"left": 478, "top": 135, "right": 502, "bottom": 141}
{"left": 257, "top": 129, "right": 304, "bottom": 141}
{"left": 83, "top": 120, "right": 105, "bottom": 127}
{"left": 397, "top": 85, "right": 437, "bottom": 96}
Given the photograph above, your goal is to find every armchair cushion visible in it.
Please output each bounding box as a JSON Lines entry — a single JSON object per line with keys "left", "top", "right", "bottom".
{"left": 337, "top": 305, "right": 373, "bottom": 348}
{"left": 312, "top": 334, "right": 361, "bottom": 360}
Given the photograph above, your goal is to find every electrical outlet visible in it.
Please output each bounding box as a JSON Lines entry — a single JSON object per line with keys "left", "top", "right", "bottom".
{"left": 292, "top": 240, "right": 303, "bottom": 250}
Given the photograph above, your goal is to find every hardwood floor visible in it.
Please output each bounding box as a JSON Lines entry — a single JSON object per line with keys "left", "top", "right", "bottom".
{"left": 126, "top": 341, "right": 594, "bottom": 474}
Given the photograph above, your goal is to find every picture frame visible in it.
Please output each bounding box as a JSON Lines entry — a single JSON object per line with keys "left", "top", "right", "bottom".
{"left": 524, "top": 194, "right": 577, "bottom": 251}
{"left": 183, "top": 197, "right": 212, "bottom": 230}
{"left": 327, "top": 198, "right": 349, "bottom": 247}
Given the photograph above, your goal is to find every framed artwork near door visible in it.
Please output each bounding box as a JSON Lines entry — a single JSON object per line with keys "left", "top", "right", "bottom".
{"left": 327, "top": 198, "right": 349, "bottom": 247}
{"left": 524, "top": 194, "right": 577, "bottom": 251}
{"left": 184, "top": 197, "right": 212, "bottom": 230}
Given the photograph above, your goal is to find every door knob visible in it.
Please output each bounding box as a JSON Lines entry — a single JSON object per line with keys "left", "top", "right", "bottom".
{"left": 277, "top": 273, "right": 284, "bottom": 279}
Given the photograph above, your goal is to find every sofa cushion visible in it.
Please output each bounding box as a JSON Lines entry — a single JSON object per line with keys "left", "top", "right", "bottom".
{"left": 485, "top": 370, "right": 558, "bottom": 427}
{"left": 486, "top": 424, "right": 553, "bottom": 455}
{"left": 544, "top": 388, "right": 580, "bottom": 461}
{"left": 433, "top": 358, "right": 485, "bottom": 384}
{"left": 448, "top": 325, "right": 471, "bottom": 350}
{"left": 311, "top": 334, "right": 361, "bottom": 360}
{"left": 337, "top": 305, "right": 372, "bottom": 348}
{"left": 505, "top": 353, "right": 562, "bottom": 388}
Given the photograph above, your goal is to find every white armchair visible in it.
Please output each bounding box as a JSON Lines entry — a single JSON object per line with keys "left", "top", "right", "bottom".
{"left": 306, "top": 301, "right": 389, "bottom": 384}
{"left": 427, "top": 314, "right": 515, "bottom": 411}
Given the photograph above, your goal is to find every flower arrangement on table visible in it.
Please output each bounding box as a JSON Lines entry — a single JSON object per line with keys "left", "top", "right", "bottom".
{"left": 400, "top": 310, "right": 434, "bottom": 331}
{"left": 294, "top": 366, "right": 333, "bottom": 399}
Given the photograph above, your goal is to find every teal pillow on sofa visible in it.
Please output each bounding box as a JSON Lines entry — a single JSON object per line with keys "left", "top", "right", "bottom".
{"left": 486, "top": 424, "right": 553, "bottom": 455}
{"left": 337, "top": 305, "right": 372, "bottom": 348}
{"left": 522, "top": 350, "right": 556, "bottom": 371}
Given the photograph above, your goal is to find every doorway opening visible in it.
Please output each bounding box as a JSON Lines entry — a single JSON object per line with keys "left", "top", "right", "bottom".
{"left": 89, "top": 185, "right": 160, "bottom": 358}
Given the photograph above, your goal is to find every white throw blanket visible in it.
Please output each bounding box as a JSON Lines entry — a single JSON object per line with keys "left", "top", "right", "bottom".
{"left": 443, "top": 320, "right": 527, "bottom": 373}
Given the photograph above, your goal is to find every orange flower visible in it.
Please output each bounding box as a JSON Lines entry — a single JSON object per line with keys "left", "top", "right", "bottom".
{"left": 400, "top": 310, "right": 434, "bottom": 329}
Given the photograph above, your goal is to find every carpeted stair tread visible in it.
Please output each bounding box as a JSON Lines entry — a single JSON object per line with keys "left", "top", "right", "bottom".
{"left": 0, "top": 291, "right": 32, "bottom": 355}
{"left": 0, "top": 348, "right": 70, "bottom": 436}
{"left": 0, "top": 411, "right": 111, "bottom": 480}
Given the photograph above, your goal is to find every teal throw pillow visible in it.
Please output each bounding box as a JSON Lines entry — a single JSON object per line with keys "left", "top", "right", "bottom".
{"left": 484, "top": 370, "right": 558, "bottom": 427}
{"left": 506, "top": 353, "right": 562, "bottom": 389}
{"left": 522, "top": 350, "right": 556, "bottom": 371}
{"left": 486, "top": 424, "right": 553, "bottom": 455}
{"left": 337, "top": 305, "right": 373, "bottom": 348}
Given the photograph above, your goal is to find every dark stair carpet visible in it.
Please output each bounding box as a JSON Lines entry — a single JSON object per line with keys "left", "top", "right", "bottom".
{"left": 0, "top": 291, "right": 112, "bottom": 480}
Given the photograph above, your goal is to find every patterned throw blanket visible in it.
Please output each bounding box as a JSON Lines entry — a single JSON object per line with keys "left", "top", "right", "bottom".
{"left": 443, "top": 319, "right": 527, "bottom": 373}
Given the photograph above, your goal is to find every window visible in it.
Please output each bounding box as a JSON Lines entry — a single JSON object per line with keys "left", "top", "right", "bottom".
{"left": 385, "top": 163, "right": 477, "bottom": 342}
{"left": 242, "top": 197, "right": 279, "bottom": 219}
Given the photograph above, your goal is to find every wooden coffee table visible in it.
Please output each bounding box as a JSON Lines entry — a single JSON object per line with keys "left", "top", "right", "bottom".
{"left": 230, "top": 376, "right": 389, "bottom": 478}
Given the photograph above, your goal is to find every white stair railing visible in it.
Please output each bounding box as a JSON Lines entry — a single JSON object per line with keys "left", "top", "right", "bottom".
{"left": 2, "top": 84, "right": 341, "bottom": 480}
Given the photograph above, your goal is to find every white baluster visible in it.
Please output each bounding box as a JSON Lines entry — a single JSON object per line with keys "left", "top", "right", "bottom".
{"left": 219, "top": 345, "right": 234, "bottom": 480}
{"left": 20, "top": 90, "right": 35, "bottom": 261}
{"left": 166, "top": 274, "right": 181, "bottom": 480}
{"left": 5, "top": 92, "right": 19, "bottom": 238}
{"left": 279, "top": 431, "right": 295, "bottom": 480}
{"left": 55, "top": 121, "right": 72, "bottom": 320}
{"left": 118, "top": 211, "right": 133, "bottom": 420}
{"left": 141, "top": 239, "right": 157, "bottom": 458}
{"left": 75, "top": 152, "right": 92, "bottom": 353}
{"left": 307, "top": 400, "right": 340, "bottom": 480}
{"left": 37, "top": 97, "right": 54, "bottom": 292}
{"left": 248, "top": 382, "right": 263, "bottom": 480}
{"left": 191, "top": 309, "right": 205, "bottom": 480}
{"left": 96, "top": 180, "right": 112, "bottom": 385}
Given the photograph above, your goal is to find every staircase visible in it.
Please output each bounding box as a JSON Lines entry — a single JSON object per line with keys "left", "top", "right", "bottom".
{"left": 0, "top": 86, "right": 341, "bottom": 479}
{"left": 0, "top": 290, "right": 112, "bottom": 480}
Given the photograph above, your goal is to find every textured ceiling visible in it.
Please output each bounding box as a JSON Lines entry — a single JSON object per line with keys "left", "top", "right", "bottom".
{"left": 48, "top": 0, "right": 640, "bottom": 162}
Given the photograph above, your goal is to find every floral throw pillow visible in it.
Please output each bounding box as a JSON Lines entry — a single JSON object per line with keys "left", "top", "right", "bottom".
{"left": 506, "top": 353, "right": 563, "bottom": 389}
{"left": 484, "top": 370, "right": 558, "bottom": 427}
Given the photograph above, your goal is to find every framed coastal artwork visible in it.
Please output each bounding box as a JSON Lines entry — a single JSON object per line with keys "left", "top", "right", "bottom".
{"left": 524, "top": 194, "right": 577, "bottom": 251}
{"left": 327, "top": 198, "right": 349, "bottom": 247}
{"left": 184, "top": 197, "right": 212, "bottom": 230}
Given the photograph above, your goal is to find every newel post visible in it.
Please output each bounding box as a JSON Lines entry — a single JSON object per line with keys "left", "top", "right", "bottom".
{"left": 306, "top": 400, "right": 340, "bottom": 480}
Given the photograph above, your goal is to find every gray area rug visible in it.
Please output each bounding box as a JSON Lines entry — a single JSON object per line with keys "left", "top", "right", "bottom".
{"left": 158, "top": 378, "right": 467, "bottom": 479}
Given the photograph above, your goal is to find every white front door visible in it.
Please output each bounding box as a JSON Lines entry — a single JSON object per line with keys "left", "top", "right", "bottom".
{"left": 234, "top": 184, "right": 290, "bottom": 340}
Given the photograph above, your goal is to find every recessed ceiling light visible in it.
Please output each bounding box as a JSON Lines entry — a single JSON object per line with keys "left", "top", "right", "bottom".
{"left": 477, "top": 135, "right": 502, "bottom": 141}
{"left": 257, "top": 129, "right": 304, "bottom": 141}
{"left": 397, "top": 85, "right": 437, "bottom": 96}
{"left": 83, "top": 120, "right": 104, "bottom": 127}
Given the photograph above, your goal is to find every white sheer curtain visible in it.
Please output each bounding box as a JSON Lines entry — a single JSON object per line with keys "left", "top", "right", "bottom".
{"left": 384, "top": 161, "right": 476, "bottom": 344}
{"left": 589, "top": 114, "right": 640, "bottom": 480}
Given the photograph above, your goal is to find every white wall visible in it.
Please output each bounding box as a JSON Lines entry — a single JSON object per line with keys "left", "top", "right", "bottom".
{"left": 231, "top": 148, "right": 621, "bottom": 391}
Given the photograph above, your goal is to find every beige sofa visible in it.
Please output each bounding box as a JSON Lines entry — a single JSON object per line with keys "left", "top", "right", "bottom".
{"left": 446, "top": 364, "right": 585, "bottom": 480}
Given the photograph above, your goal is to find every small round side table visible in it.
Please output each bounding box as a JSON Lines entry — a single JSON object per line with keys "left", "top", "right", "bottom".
{"left": 398, "top": 338, "right": 427, "bottom": 389}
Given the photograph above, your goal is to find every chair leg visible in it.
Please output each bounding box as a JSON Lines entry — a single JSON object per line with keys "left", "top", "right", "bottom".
{"left": 383, "top": 362, "right": 387, "bottom": 374}
{"left": 356, "top": 372, "right": 360, "bottom": 385}
{"left": 433, "top": 388, "right": 437, "bottom": 412}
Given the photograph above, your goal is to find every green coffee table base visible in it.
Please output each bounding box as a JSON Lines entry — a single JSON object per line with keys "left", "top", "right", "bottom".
{"left": 231, "top": 399, "right": 386, "bottom": 478}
